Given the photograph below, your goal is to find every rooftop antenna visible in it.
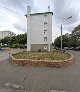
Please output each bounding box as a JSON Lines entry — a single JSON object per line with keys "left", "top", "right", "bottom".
{"left": 48, "top": 6, "right": 50, "bottom": 12}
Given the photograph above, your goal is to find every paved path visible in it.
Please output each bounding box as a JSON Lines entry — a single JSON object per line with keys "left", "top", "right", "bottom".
{"left": 0, "top": 50, "right": 80, "bottom": 92}
{"left": 0, "top": 48, "right": 25, "bottom": 62}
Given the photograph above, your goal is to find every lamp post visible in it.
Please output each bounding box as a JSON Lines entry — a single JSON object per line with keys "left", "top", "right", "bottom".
{"left": 61, "top": 16, "right": 72, "bottom": 52}
{"left": 61, "top": 24, "right": 62, "bottom": 52}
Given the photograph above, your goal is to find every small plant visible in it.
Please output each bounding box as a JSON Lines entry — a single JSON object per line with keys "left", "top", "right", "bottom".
{"left": 38, "top": 49, "right": 41, "bottom": 52}
{"left": 13, "top": 51, "right": 71, "bottom": 60}
{"left": 11, "top": 44, "right": 17, "bottom": 48}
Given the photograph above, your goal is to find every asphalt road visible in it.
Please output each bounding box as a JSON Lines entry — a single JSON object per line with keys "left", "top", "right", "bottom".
{"left": 0, "top": 50, "right": 80, "bottom": 92}
{"left": 0, "top": 48, "right": 25, "bottom": 62}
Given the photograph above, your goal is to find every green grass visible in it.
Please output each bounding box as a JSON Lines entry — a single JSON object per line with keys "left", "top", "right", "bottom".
{"left": 13, "top": 51, "right": 71, "bottom": 60}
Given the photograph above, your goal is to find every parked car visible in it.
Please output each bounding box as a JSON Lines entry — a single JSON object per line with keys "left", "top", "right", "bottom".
{"left": 68, "top": 47, "right": 74, "bottom": 50}
{"left": 73, "top": 47, "right": 80, "bottom": 51}
{"left": 64, "top": 47, "right": 69, "bottom": 50}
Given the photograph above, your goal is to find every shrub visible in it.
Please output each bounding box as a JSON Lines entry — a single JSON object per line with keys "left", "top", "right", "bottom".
{"left": 38, "top": 49, "right": 41, "bottom": 52}
{"left": 11, "top": 44, "right": 17, "bottom": 48}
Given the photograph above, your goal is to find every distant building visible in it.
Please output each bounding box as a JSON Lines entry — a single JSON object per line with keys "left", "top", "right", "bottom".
{"left": 0, "top": 30, "right": 16, "bottom": 39}
{"left": 27, "top": 6, "right": 53, "bottom": 51}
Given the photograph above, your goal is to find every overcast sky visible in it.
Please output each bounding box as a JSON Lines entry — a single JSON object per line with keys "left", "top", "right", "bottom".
{"left": 0, "top": 0, "right": 80, "bottom": 41}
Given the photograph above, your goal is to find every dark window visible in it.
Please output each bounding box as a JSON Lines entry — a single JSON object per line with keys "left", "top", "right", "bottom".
{"left": 44, "top": 30, "right": 47, "bottom": 34}
{"left": 44, "top": 14, "right": 47, "bottom": 17}
{"left": 44, "top": 37, "right": 47, "bottom": 42}
{"left": 44, "top": 22, "right": 47, "bottom": 24}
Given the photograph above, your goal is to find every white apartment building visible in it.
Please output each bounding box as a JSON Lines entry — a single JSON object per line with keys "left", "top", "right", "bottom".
{"left": 27, "top": 6, "right": 53, "bottom": 51}
{"left": 0, "top": 30, "right": 16, "bottom": 39}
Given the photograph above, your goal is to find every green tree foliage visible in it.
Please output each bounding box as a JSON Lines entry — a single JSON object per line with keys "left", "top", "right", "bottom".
{"left": 16, "top": 34, "right": 27, "bottom": 45}
{"left": 54, "top": 24, "right": 80, "bottom": 48}
{"left": 72, "top": 24, "right": 80, "bottom": 34}
{"left": 1, "top": 37, "right": 11, "bottom": 46}
{"left": 54, "top": 35, "right": 69, "bottom": 48}
{"left": 0, "top": 33, "right": 27, "bottom": 48}
{"left": 54, "top": 36, "right": 61, "bottom": 48}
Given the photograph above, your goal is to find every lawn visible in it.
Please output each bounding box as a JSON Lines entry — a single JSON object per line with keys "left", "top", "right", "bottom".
{"left": 13, "top": 51, "right": 71, "bottom": 60}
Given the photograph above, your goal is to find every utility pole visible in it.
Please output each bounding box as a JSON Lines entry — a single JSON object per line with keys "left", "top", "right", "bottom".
{"left": 60, "top": 16, "right": 72, "bottom": 52}
{"left": 61, "top": 24, "right": 62, "bottom": 52}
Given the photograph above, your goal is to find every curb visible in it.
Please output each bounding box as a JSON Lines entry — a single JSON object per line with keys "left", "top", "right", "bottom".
{"left": 10, "top": 53, "right": 74, "bottom": 68}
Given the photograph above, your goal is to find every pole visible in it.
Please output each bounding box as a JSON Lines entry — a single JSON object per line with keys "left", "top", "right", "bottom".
{"left": 60, "top": 16, "right": 72, "bottom": 52}
{"left": 61, "top": 24, "right": 62, "bottom": 52}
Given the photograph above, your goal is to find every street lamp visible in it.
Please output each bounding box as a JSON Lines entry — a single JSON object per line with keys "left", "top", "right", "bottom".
{"left": 61, "top": 16, "right": 72, "bottom": 52}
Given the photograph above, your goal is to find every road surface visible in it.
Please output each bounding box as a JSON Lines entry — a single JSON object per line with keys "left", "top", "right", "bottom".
{"left": 0, "top": 50, "right": 80, "bottom": 92}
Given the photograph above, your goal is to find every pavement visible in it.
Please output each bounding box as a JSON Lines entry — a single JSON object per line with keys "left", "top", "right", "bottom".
{"left": 0, "top": 49, "right": 80, "bottom": 92}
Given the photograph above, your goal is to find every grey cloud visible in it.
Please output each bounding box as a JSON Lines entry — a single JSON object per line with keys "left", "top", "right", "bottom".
{"left": 0, "top": 0, "right": 80, "bottom": 37}
{"left": 0, "top": 0, "right": 33, "bottom": 14}
{"left": 0, "top": 15, "right": 8, "bottom": 22}
{"left": 52, "top": 0, "right": 80, "bottom": 33}
{"left": 53, "top": 0, "right": 80, "bottom": 25}
{"left": 13, "top": 23, "right": 27, "bottom": 32}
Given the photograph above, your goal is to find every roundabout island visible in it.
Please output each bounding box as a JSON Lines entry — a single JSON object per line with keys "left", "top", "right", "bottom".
{"left": 11, "top": 51, "right": 74, "bottom": 67}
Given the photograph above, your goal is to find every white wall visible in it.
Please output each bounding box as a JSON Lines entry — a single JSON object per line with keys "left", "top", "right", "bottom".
{"left": 30, "top": 13, "right": 52, "bottom": 44}
{"left": 27, "top": 6, "right": 53, "bottom": 51}
{"left": 27, "top": 6, "right": 31, "bottom": 51}
{"left": 48, "top": 13, "right": 52, "bottom": 51}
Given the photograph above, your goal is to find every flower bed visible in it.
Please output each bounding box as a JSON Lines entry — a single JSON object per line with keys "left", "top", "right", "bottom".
{"left": 10, "top": 51, "right": 74, "bottom": 67}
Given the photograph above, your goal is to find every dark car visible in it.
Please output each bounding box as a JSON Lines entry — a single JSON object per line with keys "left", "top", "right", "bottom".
{"left": 73, "top": 47, "right": 80, "bottom": 51}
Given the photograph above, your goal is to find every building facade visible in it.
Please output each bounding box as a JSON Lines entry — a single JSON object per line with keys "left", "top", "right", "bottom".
{"left": 27, "top": 6, "right": 53, "bottom": 51}
{"left": 0, "top": 30, "right": 16, "bottom": 39}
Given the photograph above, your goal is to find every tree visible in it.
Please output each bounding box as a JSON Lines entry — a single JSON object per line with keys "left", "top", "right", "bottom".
{"left": 72, "top": 24, "right": 80, "bottom": 34}
{"left": 54, "top": 35, "right": 69, "bottom": 48}
{"left": 54, "top": 36, "right": 61, "bottom": 48}
{"left": 54, "top": 24, "right": 80, "bottom": 48}
{"left": 0, "top": 37, "right": 11, "bottom": 46}
{"left": 0, "top": 33, "right": 27, "bottom": 48}
{"left": 16, "top": 33, "right": 27, "bottom": 45}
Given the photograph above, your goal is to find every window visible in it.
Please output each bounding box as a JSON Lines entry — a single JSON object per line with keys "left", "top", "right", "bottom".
{"left": 44, "top": 22, "right": 48, "bottom": 27}
{"left": 44, "top": 22, "right": 47, "bottom": 24}
{"left": 44, "top": 37, "right": 47, "bottom": 42}
{"left": 44, "top": 14, "right": 47, "bottom": 17}
{"left": 44, "top": 30, "right": 47, "bottom": 34}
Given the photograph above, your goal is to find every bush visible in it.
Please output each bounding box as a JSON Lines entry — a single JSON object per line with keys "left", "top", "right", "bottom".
{"left": 11, "top": 44, "right": 17, "bottom": 48}
{"left": 38, "top": 49, "right": 41, "bottom": 52}
{"left": 11, "top": 44, "right": 25, "bottom": 49}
